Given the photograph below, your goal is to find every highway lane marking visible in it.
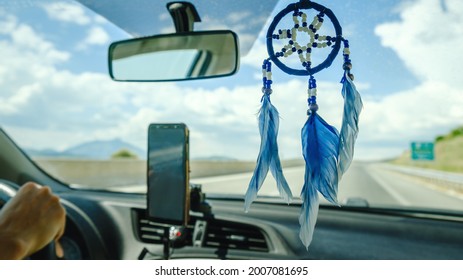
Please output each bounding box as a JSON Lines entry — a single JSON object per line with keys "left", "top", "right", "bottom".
{"left": 366, "top": 165, "right": 411, "bottom": 206}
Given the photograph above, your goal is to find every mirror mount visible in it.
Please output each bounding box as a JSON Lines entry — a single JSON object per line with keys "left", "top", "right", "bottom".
{"left": 166, "top": 2, "right": 201, "bottom": 33}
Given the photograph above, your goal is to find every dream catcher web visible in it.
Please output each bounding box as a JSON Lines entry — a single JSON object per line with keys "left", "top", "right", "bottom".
{"left": 245, "top": 0, "right": 363, "bottom": 249}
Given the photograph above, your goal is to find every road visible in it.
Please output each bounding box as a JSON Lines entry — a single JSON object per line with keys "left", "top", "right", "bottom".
{"left": 191, "top": 162, "right": 463, "bottom": 211}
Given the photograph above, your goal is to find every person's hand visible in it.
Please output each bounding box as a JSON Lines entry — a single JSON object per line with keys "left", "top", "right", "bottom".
{"left": 0, "top": 182, "right": 66, "bottom": 259}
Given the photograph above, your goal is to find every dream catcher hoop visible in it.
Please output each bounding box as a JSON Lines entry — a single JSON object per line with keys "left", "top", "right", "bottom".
{"left": 245, "top": 0, "right": 363, "bottom": 249}
{"left": 266, "top": 0, "right": 342, "bottom": 76}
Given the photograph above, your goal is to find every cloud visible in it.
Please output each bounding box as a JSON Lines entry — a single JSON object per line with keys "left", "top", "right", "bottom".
{"left": 76, "top": 26, "right": 110, "bottom": 50}
{"left": 375, "top": 0, "right": 463, "bottom": 88}
{"left": 364, "top": 0, "right": 463, "bottom": 159}
{"left": 42, "top": 2, "right": 91, "bottom": 25}
{"left": 41, "top": 2, "right": 110, "bottom": 51}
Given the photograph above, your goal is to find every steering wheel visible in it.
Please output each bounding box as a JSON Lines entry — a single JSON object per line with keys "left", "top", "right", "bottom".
{"left": 0, "top": 180, "right": 57, "bottom": 260}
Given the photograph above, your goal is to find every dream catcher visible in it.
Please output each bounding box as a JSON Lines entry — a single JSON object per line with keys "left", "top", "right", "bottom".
{"left": 245, "top": 0, "right": 363, "bottom": 249}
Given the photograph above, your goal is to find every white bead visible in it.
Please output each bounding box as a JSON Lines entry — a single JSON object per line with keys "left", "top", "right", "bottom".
{"left": 267, "top": 72, "right": 272, "bottom": 80}
{"left": 291, "top": 28, "right": 297, "bottom": 40}
{"left": 302, "top": 46, "right": 307, "bottom": 51}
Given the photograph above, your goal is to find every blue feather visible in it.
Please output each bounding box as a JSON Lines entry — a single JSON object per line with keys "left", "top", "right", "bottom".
{"left": 338, "top": 72, "right": 363, "bottom": 177}
{"left": 302, "top": 113, "right": 340, "bottom": 205}
{"left": 245, "top": 94, "right": 292, "bottom": 212}
{"left": 299, "top": 112, "right": 340, "bottom": 248}
{"left": 299, "top": 165, "right": 319, "bottom": 249}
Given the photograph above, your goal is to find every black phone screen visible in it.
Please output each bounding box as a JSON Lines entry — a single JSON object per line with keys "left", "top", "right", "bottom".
{"left": 147, "top": 123, "right": 189, "bottom": 225}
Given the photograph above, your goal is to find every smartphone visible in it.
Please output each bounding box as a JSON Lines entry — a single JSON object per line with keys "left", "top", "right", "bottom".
{"left": 147, "top": 123, "right": 190, "bottom": 225}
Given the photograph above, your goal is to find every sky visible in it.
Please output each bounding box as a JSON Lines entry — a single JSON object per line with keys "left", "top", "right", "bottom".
{"left": 0, "top": 0, "right": 462, "bottom": 161}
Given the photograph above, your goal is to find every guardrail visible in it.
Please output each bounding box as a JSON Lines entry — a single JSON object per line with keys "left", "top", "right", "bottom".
{"left": 383, "top": 164, "right": 463, "bottom": 192}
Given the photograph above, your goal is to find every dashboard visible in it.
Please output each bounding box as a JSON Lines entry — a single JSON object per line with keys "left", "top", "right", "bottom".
{"left": 57, "top": 189, "right": 463, "bottom": 260}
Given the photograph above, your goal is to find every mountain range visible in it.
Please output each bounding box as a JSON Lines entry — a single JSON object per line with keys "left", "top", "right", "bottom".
{"left": 26, "top": 139, "right": 146, "bottom": 159}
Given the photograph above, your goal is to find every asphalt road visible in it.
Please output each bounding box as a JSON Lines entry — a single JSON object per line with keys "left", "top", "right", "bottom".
{"left": 192, "top": 162, "right": 463, "bottom": 211}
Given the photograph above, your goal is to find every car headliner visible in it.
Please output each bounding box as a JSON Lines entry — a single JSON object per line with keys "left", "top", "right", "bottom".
{"left": 76, "top": 0, "right": 279, "bottom": 56}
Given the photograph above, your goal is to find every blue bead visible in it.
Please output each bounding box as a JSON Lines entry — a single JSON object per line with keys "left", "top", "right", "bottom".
{"left": 297, "top": 49, "right": 303, "bottom": 54}
{"left": 302, "top": 62, "right": 307, "bottom": 66}
{"left": 282, "top": 48, "right": 286, "bottom": 52}
{"left": 287, "top": 30, "right": 291, "bottom": 37}
{"left": 278, "top": 29, "right": 282, "bottom": 34}
{"left": 289, "top": 40, "right": 293, "bottom": 45}
{"left": 302, "top": 22, "right": 307, "bottom": 27}
{"left": 294, "top": 24, "right": 299, "bottom": 28}
{"left": 314, "top": 34, "right": 319, "bottom": 39}
{"left": 312, "top": 42, "right": 318, "bottom": 47}
{"left": 292, "top": 47, "right": 296, "bottom": 52}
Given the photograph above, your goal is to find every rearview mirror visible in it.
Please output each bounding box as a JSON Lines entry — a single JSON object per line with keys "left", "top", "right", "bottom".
{"left": 108, "top": 31, "right": 239, "bottom": 82}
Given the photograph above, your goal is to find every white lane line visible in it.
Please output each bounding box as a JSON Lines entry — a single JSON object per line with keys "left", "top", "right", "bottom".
{"left": 366, "top": 166, "right": 411, "bottom": 206}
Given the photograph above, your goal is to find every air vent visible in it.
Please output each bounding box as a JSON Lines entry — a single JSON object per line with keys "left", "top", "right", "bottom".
{"left": 137, "top": 218, "right": 166, "bottom": 243}
{"left": 132, "top": 209, "right": 166, "bottom": 244}
{"left": 204, "top": 220, "right": 269, "bottom": 252}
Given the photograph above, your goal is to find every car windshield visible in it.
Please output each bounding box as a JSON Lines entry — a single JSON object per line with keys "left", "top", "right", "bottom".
{"left": 1, "top": 0, "right": 462, "bottom": 213}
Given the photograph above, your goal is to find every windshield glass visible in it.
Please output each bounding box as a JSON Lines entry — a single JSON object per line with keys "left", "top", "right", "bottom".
{"left": 1, "top": 0, "right": 462, "bottom": 213}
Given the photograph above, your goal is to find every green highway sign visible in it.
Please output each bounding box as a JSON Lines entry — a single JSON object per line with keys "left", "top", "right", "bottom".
{"left": 411, "top": 142, "right": 435, "bottom": 161}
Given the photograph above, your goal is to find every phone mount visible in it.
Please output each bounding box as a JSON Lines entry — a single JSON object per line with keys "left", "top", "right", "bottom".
{"left": 190, "top": 183, "right": 212, "bottom": 216}
{"left": 140, "top": 183, "right": 211, "bottom": 260}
